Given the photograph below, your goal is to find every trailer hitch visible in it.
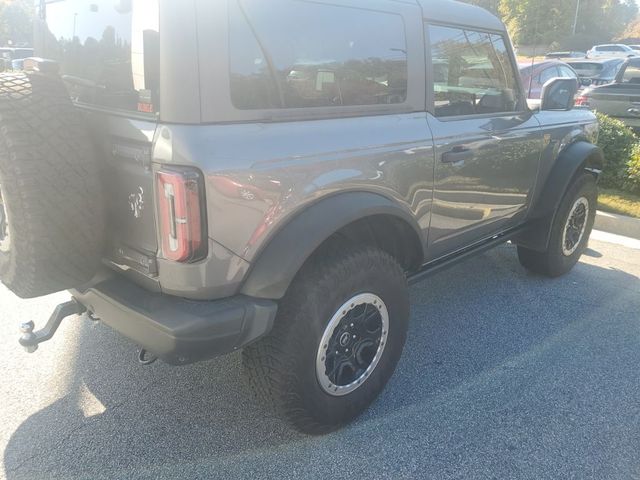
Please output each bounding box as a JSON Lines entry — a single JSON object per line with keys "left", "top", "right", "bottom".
{"left": 19, "top": 299, "right": 87, "bottom": 353}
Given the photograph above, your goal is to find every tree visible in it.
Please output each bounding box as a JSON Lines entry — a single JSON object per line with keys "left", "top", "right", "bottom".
{"left": 462, "top": 0, "right": 639, "bottom": 48}
{"left": 0, "top": 0, "right": 34, "bottom": 46}
{"left": 619, "top": 16, "right": 640, "bottom": 42}
{"left": 499, "top": 0, "right": 573, "bottom": 45}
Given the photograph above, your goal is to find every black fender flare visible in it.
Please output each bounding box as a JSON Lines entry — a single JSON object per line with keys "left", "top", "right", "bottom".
{"left": 515, "top": 141, "right": 603, "bottom": 252}
{"left": 240, "top": 192, "right": 425, "bottom": 300}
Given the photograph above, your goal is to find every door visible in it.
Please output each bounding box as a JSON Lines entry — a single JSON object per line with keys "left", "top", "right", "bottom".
{"left": 425, "top": 24, "right": 543, "bottom": 260}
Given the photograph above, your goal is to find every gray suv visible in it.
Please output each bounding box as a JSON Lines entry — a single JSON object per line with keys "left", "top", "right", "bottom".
{"left": 0, "top": 0, "right": 602, "bottom": 434}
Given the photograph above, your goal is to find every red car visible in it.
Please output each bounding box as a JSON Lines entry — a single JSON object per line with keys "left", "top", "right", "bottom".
{"left": 519, "top": 60, "right": 580, "bottom": 99}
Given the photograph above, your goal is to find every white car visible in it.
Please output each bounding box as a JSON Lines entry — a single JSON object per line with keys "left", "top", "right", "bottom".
{"left": 587, "top": 44, "right": 637, "bottom": 59}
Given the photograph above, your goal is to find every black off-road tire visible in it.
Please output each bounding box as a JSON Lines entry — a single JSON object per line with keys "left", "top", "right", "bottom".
{"left": 518, "top": 173, "right": 597, "bottom": 277}
{"left": 0, "top": 72, "right": 105, "bottom": 298}
{"left": 243, "top": 244, "right": 410, "bottom": 435}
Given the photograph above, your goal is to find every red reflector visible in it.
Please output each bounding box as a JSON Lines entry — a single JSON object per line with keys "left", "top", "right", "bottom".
{"left": 574, "top": 95, "right": 589, "bottom": 107}
{"left": 156, "top": 169, "right": 205, "bottom": 263}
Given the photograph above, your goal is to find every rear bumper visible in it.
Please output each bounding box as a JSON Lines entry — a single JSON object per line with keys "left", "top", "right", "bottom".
{"left": 70, "top": 272, "right": 277, "bottom": 365}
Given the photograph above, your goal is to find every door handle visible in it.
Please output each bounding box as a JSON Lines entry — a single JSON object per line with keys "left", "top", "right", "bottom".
{"left": 441, "top": 148, "right": 474, "bottom": 164}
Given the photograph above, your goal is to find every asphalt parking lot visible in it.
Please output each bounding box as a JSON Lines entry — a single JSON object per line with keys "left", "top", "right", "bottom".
{"left": 1, "top": 232, "right": 639, "bottom": 480}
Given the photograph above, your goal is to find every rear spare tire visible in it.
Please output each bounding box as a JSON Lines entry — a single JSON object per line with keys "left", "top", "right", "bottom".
{"left": 0, "top": 72, "right": 104, "bottom": 298}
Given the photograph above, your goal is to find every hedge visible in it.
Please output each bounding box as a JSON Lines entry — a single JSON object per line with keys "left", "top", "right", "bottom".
{"left": 626, "top": 144, "right": 640, "bottom": 195}
{"left": 595, "top": 112, "right": 638, "bottom": 190}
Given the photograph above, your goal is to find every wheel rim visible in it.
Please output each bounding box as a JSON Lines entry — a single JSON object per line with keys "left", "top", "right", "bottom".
{"left": 316, "top": 293, "right": 389, "bottom": 397}
{"left": 0, "top": 184, "right": 9, "bottom": 254}
{"left": 562, "top": 196, "right": 589, "bottom": 257}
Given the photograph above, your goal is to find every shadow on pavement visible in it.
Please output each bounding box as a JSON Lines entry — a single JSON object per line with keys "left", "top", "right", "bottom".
{"left": 3, "top": 244, "right": 640, "bottom": 479}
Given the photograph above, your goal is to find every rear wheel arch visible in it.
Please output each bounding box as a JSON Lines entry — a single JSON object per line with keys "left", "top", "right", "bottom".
{"left": 240, "top": 192, "right": 425, "bottom": 300}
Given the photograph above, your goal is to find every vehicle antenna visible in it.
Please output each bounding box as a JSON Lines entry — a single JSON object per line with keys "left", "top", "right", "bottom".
{"left": 528, "top": 3, "right": 542, "bottom": 100}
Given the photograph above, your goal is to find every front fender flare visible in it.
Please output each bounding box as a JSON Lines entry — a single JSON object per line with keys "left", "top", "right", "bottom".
{"left": 240, "top": 192, "right": 425, "bottom": 300}
{"left": 515, "top": 141, "right": 603, "bottom": 252}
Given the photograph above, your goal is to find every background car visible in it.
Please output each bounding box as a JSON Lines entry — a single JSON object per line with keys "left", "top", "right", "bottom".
{"left": 0, "top": 47, "right": 33, "bottom": 71}
{"left": 545, "top": 51, "right": 586, "bottom": 60}
{"left": 519, "top": 60, "right": 579, "bottom": 99}
{"left": 587, "top": 44, "right": 637, "bottom": 59}
{"left": 565, "top": 58, "right": 625, "bottom": 86}
{"left": 630, "top": 45, "right": 640, "bottom": 53}
{"left": 576, "top": 57, "right": 640, "bottom": 131}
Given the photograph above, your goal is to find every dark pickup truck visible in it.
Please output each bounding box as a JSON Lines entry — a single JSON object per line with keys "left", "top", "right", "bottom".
{"left": 577, "top": 57, "right": 640, "bottom": 131}
{"left": 0, "top": 0, "right": 601, "bottom": 434}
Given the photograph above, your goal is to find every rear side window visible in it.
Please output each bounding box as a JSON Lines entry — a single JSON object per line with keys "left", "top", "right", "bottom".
{"left": 40, "top": 0, "right": 160, "bottom": 116}
{"left": 229, "top": 0, "right": 408, "bottom": 110}
{"left": 428, "top": 25, "right": 520, "bottom": 118}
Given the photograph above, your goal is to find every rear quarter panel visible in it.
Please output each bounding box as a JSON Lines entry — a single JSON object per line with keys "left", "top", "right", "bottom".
{"left": 160, "top": 114, "right": 435, "bottom": 263}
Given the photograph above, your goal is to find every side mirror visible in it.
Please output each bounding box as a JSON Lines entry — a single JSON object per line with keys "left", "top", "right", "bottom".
{"left": 580, "top": 78, "right": 593, "bottom": 87}
{"left": 541, "top": 78, "right": 579, "bottom": 111}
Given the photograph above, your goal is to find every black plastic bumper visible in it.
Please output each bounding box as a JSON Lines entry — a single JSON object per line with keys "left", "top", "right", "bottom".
{"left": 70, "top": 273, "right": 277, "bottom": 365}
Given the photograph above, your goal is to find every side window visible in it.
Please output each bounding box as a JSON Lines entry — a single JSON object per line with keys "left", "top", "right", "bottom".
{"left": 229, "top": 0, "right": 408, "bottom": 110}
{"left": 42, "top": 0, "right": 160, "bottom": 115}
{"left": 539, "top": 67, "right": 559, "bottom": 85}
{"left": 621, "top": 63, "right": 640, "bottom": 84}
{"left": 428, "top": 25, "right": 521, "bottom": 118}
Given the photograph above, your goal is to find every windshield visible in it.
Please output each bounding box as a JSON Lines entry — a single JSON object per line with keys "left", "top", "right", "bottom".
{"left": 38, "top": 0, "right": 160, "bottom": 116}
{"left": 568, "top": 63, "right": 604, "bottom": 76}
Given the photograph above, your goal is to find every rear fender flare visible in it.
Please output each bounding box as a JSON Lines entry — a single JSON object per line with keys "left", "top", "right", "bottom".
{"left": 240, "top": 192, "right": 425, "bottom": 300}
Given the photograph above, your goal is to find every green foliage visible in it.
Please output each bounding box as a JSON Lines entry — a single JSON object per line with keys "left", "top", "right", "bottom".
{"left": 463, "top": 0, "right": 638, "bottom": 49}
{"left": 596, "top": 113, "right": 638, "bottom": 189}
{"left": 626, "top": 144, "right": 640, "bottom": 195}
{"left": 619, "top": 16, "right": 640, "bottom": 43}
{"left": 0, "top": 0, "right": 34, "bottom": 46}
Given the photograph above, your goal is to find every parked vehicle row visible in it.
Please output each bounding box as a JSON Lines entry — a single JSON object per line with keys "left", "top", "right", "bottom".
{"left": 519, "top": 53, "right": 640, "bottom": 132}
{"left": 520, "top": 59, "right": 626, "bottom": 101}
{"left": 576, "top": 57, "right": 640, "bottom": 131}
{"left": 0, "top": 47, "right": 34, "bottom": 71}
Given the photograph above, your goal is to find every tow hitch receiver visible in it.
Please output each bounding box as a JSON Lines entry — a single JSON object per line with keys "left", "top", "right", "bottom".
{"left": 19, "top": 300, "right": 86, "bottom": 353}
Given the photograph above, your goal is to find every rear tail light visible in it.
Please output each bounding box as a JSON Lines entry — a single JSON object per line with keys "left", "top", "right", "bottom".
{"left": 575, "top": 94, "right": 590, "bottom": 107}
{"left": 156, "top": 168, "right": 207, "bottom": 263}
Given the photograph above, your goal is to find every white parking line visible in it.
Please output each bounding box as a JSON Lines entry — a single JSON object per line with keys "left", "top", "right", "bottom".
{"left": 591, "top": 230, "right": 640, "bottom": 250}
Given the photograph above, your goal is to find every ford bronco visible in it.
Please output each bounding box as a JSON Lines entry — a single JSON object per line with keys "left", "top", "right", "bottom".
{"left": 0, "top": 0, "right": 602, "bottom": 434}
